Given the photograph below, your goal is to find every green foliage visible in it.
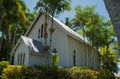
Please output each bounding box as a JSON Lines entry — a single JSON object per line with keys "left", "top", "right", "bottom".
{"left": 100, "top": 46, "right": 119, "bottom": 73}
{"left": 1, "top": 65, "right": 40, "bottom": 79}
{"left": 30, "top": 66, "right": 101, "bottom": 79}
{"left": 72, "top": 4, "right": 119, "bottom": 76}
{"left": 0, "top": 0, "right": 35, "bottom": 60}
{"left": 64, "top": 17, "right": 73, "bottom": 27}
{"left": 10, "top": 11, "right": 36, "bottom": 44}
{"left": 73, "top": 5, "right": 97, "bottom": 26}
{"left": 99, "top": 69, "right": 115, "bottom": 79}
{"left": 35, "top": 0, "right": 71, "bottom": 16}
{"left": 0, "top": 61, "right": 10, "bottom": 75}
{"left": 52, "top": 53, "right": 59, "bottom": 68}
{"left": 73, "top": 5, "right": 114, "bottom": 49}
{"left": 0, "top": 65, "right": 114, "bottom": 79}
{"left": 2, "top": 65, "right": 24, "bottom": 79}
{"left": 60, "top": 67, "right": 100, "bottom": 79}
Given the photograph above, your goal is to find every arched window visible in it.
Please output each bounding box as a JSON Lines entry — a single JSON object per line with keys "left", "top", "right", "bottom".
{"left": 74, "top": 50, "right": 76, "bottom": 54}
{"left": 73, "top": 50, "right": 76, "bottom": 66}
{"left": 20, "top": 53, "right": 22, "bottom": 65}
{"left": 53, "top": 48, "right": 57, "bottom": 53}
{"left": 38, "top": 28, "right": 40, "bottom": 38}
{"left": 18, "top": 54, "right": 20, "bottom": 65}
{"left": 12, "top": 55, "right": 14, "bottom": 65}
{"left": 23, "top": 53, "right": 25, "bottom": 65}
{"left": 41, "top": 24, "right": 44, "bottom": 38}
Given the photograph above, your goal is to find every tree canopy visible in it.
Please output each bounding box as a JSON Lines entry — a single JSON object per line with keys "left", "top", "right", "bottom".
{"left": 70, "top": 5, "right": 119, "bottom": 74}
{"left": 0, "top": 0, "right": 36, "bottom": 60}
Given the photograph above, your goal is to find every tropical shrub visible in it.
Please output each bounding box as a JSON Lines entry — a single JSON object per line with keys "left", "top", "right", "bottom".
{"left": 58, "top": 67, "right": 100, "bottom": 79}
{"left": 1, "top": 65, "right": 41, "bottom": 79}
{"left": 0, "top": 61, "right": 10, "bottom": 75}
{"left": 1, "top": 65, "right": 114, "bottom": 79}
{"left": 99, "top": 69, "right": 115, "bottom": 79}
{"left": 36, "top": 66, "right": 100, "bottom": 79}
{"left": 52, "top": 52, "right": 59, "bottom": 68}
{"left": 2, "top": 65, "right": 24, "bottom": 79}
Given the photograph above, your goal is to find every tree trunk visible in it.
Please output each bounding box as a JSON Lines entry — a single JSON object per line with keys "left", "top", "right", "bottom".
{"left": 105, "top": 45, "right": 109, "bottom": 69}
{"left": 0, "top": 16, "right": 3, "bottom": 29}
{"left": 49, "top": 15, "right": 53, "bottom": 47}
{"left": 103, "top": 0, "right": 120, "bottom": 45}
{"left": 12, "top": 28, "right": 18, "bottom": 50}
{"left": 0, "top": 33, "right": 3, "bottom": 53}
{"left": 6, "top": 29, "right": 11, "bottom": 60}
{"left": 0, "top": 16, "right": 4, "bottom": 53}
{"left": 44, "top": 12, "right": 48, "bottom": 46}
{"left": 49, "top": 11, "right": 55, "bottom": 48}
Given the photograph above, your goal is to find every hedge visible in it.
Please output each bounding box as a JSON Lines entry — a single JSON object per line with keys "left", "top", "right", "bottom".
{"left": 0, "top": 66, "right": 114, "bottom": 79}
{"left": 0, "top": 61, "right": 114, "bottom": 79}
{"left": 0, "top": 61, "right": 10, "bottom": 76}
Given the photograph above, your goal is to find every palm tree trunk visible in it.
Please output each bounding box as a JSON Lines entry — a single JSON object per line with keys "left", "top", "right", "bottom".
{"left": 105, "top": 45, "right": 109, "bottom": 69}
{"left": 44, "top": 12, "right": 48, "bottom": 46}
{"left": 0, "top": 16, "right": 3, "bottom": 29}
{"left": 12, "top": 28, "right": 18, "bottom": 50}
{"left": 0, "top": 16, "right": 4, "bottom": 53}
{"left": 6, "top": 29, "right": 11, "bottom": 60}
{"left": 49, "top": 16, "right": 53, "bottom": 47}
{"left": 83, "top": 27, "right": 85, "bottom": 42}
{"left": 0, "top": 33, "right": 3, "bottom": 53}
{"left": 49, "top": 11, "right": 55, "bottom": 47}
{"left": 103, "top": 0, "right": 120, "bottom": 45}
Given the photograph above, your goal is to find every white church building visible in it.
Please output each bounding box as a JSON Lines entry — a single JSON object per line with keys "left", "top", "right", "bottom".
{"left": 11, "top": 12, "right": 99, "bottom": 69}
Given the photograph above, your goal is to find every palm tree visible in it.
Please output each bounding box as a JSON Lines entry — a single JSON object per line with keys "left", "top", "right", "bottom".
{"left": 72, "top": 5, "right": 98, "bottom": 42}
{"left": 0, "top": 0, "right": 27, "bottom": 59}
{"left": 35, "top": 0, "right": 51, "bottom": 48}
{"left": 35, "top": 0, "right": 71, "bottom": 50}
{"left": 103, "top": 0, "right": 120, "bottom": 45}
{"left": 64, "top": 17, "right": 73, "bottom": 28}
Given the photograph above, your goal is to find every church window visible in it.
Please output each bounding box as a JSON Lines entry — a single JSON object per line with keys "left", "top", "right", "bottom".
{"left": 20, "top": 53, "right": 22, "bottom": 65}
{"left": 11, "top": 55, "right": 14, "bottom": 64}
{"left": 41, "top": 24, "right": 44, "bottom": 38}
{"left": 23, "top": 53, "right": 25, "bottom": 65}
{"left": 18, "top": 54, "right": 20, "bottom": 65}
{"left": 53, "top": 48, "right": 57, "bottom": 53}
{"left": 38, "top": 28, "right": 40, "bottom": 38}
{"left": 17, "top": 53, "right": 25, "bottom": 65}
{"left": 73, "top": 50, "right": 76, "bottom": 66}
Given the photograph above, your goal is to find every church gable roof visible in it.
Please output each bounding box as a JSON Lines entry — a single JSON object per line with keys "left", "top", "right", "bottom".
{"left": 25, "top": 12, "right": 85, "bottom": 43}
{"left": 11, "top": 12, "right": 96, "bottom": 55}
{"left": 21, "top": 36, "right": 44, "bottom": 53}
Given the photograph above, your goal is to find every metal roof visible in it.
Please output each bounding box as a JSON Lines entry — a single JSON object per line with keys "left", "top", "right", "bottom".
{"left": 21, "top": 36, "right": 44, "bottom": 53}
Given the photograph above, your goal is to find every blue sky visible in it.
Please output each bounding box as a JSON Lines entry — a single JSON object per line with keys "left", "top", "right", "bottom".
{"left": 24, "top": 0, "right": 110, "bottom": 21}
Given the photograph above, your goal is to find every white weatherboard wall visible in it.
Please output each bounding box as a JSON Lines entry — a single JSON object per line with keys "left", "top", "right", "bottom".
{"left": 27, "top": 14, "right": 45, "bottom": 47}
{"left": 14, "top": 42, "right": 29, "bottom": 66}
{"left": 68, "top": 36, "right": 99, "bottom": 69}
{"left": 28, "top": 54, "right": 49, "bottom": 66}
{"left": 51, "top": 19, "right": 69, "bottom": 67}
{"left": 27, "top": 14, "right": 45, "bottom": 39}
{"left": 26, "top": 14, "right": 70, "bottom": 67}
